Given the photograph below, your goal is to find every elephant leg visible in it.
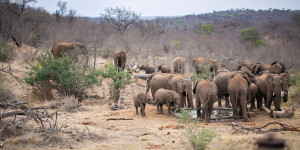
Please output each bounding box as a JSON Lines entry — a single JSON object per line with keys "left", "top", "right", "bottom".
{"left": 217, "top": 94, "right": 222, "bottom": 108}
{"left": 135, "top": 106, "right": 139, "bottom": 115}
{"left": 225, "top": 95, "right": 231, "bottom": 108}
{"left": 204, "top": 107, "right": 210, "bottom": 122}
{"left": 250, "top": 97, "right": 256, "bottom": 111}
{"left": 256, "top": 93, "right": 263, "bottom": 110}
{"left": 273, "top": 97, "right": 282, "bottom": 111}
{"left": 157, "top": 104, "right": 160, "bottom": 113}
{"left": 187, "top": 94, "right": 193, "bottom": 108}
{"left": 196, "top": 98, "right": 201, "bottom": 118}
{"left": 167, "top": 105, "right": 172, "bottom": 115}
{"left": 141, "top": 104, "right": 146, "bottom": 117}
{"left": 230, "top": 93, "right": 238, "bottom": 119}
{"left": 160, "top": 104, "right": 163, "bottom": 114}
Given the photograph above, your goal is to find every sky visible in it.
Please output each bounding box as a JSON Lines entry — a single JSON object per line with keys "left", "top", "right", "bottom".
{"left": 32, "top": 0, "right": 300, "bottom": 17}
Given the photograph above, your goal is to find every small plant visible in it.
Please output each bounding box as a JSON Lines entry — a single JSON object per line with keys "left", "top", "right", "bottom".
{"left": 25, "top": 52, "right": 102, "bottom": 100}
{"left": 254, "top": 39, "right": 266, "bottom": 47}
{"left": 240, "top": 27, "right": 266, "bottom": 48}
{"left": 0, "top": 42, "right": 13, "bottom": 62}
{"left": 201, "top": 24, "right": 215, "bottom": 34}
{"left": 172, "top": 40, "right": 181, "bottom": 46}
{"left": 290, "top": 73, "right": 300, "bottom": 97}
{"left": 101, "top": 63, "right": 131, "bottom": 102}
{"left": 178, "top": 109, "right": 191, "bottom": 124}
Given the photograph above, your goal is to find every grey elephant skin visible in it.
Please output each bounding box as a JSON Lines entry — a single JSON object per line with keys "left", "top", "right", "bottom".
{"left": 213, "top": 70, "right": 256, "bottom": 108}
{"left": 248, "top": 83, "right": 258, "bottom": 111}
{"left": 113, "top": 50, "right": 127, "bottom": 70}
{"left": 192, "top": 57, "right": 218, "bottom": 77}
{"left": 154, "top": 88, "right": 181, "bottom": 115}
{"left": 228, "top": 73, "right": 251, "bottom": 122}
{"left": 158, "top": 65, "right": 171, "bottom": 73}
{"left": 193, "top": 79, "right": 217, "bottom": 122}
{"left": 168, "top": 75, "right": 194, "bottom": 108}
{"left": 51, "top": 42, "right": 88, "bottom": 59}
{"left": 133, "top": 92, "right": 153, "bottom": 117}
{"left": 173, "top": 57, "right": 186, "bottom": 74}
{"left": 256, "top": 73, "right": 290, "bottom": 111}
{"left": 139, "top": 64, "right": 155, "bottom": 74}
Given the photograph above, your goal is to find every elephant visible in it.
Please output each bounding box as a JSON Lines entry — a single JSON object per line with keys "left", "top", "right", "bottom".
{"left": 139, "top": 64, "right": 155, "bottom": 74}
{"left": 173, "top": 57, "right": 186, "bottom": 74}
{"left": 193, "top": 79, "right": 218, "bottom": 122}
{"left": 192, "top": 57, "right": 218, "bottom": 77}
{"left": 168, "top": 75, "right": 193, "bottom": 108}
{"left": 228, "top": 73, "right": 251, "bottom": 122}
{"left": 158, "top": 65, "right": 171, "bottom": 73}
{"left": 213, "top": 70, "right": 256, "bottom": 108}
{"left": 154, "top": 88, "right": 181, "bottom": 115}
{"left": 270, "top": 61, "right": 287, "bottom": 74}
{"left": 51, "top": 42, "right": 88, "bottom": 60}
{"left": 133, "top": 92, "right": 154, "bottom": 117}
{"left": 237, "top": 61, "right": 254, "bottom": 71}
{"left": 256, "top": 73, "right": 290, "bottom": 111}
{"left": 113, "top": 50, "right": 127, "bottom": 70}
{"left": 250, "top": 63, "right": 271, "bottom": 75}
{"left": 247, "top": 83, "right": 258, "bottom": 111}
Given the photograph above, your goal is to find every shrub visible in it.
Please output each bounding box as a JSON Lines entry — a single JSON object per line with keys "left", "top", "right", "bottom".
{"left": 0, "top": 77, "right": 6, "bottom": 99}
{"left": 172, "top": 40, "right": 181, "bottom": 46}
{"left": 191, "top": 60, "right": 213, "bottom": 82}
{"left": 290, "top": 73, "right": 300, "bottom": 96}
{"left": 240, "top": 27, "right": 266, "bottom": 48}
{"left": 101, "top": 63, "right": 131, "bottom": 101}
{"left": 25, "top": 52, "right": 102, "bottom": 100}
{"left": 201, "top": 24, "right": 215, "bottom": 34}
{"left": 0, "top": 42, "right": 13, "bottom": 62}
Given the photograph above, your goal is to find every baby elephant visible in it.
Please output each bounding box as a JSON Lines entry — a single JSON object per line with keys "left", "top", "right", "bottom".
{"left": 139, "top": 64, "right": 155, "bottom": 74}
{"left": 193, "top": 79, "right": 218, "bottom": 122}
{"left": 154, "top": 88, "right": 181, "bottom": 115}
{"left": 133, "top": 92, "right": 153, "bottom": 117}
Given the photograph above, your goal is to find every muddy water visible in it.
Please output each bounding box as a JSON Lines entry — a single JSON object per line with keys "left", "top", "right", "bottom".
{"left": 176, "top": 108, "right": 233, "bottom": 120}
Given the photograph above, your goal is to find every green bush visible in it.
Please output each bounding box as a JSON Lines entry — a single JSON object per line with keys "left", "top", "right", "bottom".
{"left": 25, "top": 52, "right": 102, "bottom": 100}
{"left": 0, "top": 42, "right": 13, "bottom": 62}
{"left": 184, "top": 122, "right": 217, "bottom": 150}
{"left": 101, "top": 63, "right": 131, "bottom": 101}
{"left": 201, "top": 24, "right": 215, "bottom": 34}
{"left": 191, "top": 60, "right": 213, "bottom": 82}
{"left": 172, "top": 40, "right": 181, "bottom": 46}
{"left": 240, "top": 27, "right": 266, "bottom": 48}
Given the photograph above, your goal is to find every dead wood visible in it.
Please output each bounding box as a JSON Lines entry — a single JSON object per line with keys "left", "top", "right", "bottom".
{"left": 106, "top": 118, "right": 133, "bottom": 121}
{"left": 232, "top": 121, "right": 300, "bottom": 133}
{"left": 0, "top": 64, "right": 24, "bottom": 89}
{"left": 262, "top": 106, "right": 295, "bottom": 118}
{"left": 131, "top": 73, "right": 150, "bottom": 80}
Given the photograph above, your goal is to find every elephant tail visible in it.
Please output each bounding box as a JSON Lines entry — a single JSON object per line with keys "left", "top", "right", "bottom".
{"left": 235, "top": 91, "right": 239, "bottom": 107}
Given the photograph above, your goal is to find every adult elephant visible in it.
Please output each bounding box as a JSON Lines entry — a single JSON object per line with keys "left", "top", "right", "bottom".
{"left": 113, "top": 50, "right": 127, "bottom": 70}
{"left": 51, "top": 42, "right": 88, "bottom": 60}
{"left": 158, "top": 65, "right": 171, "bottom": 73}
{"left": 237, "top": 61, "right": 254, "bottom": 71}
{"left": 250, "top": 63, "right": 271, "bottom": 75}
{"left": 146, "top": 73, "right": 175, "bottom": 112}
{"left": 173, "top": 57, "right": 186, "bottom": 74}
{"left": 213, "top": 70, "right": 256, "bottom": 108}
{"left": 270, "top": 61, "right": 287, "bottom": 74}
{"left": 168, "top": 75, "right": 193, "bottom": 108}
{"left": 192, "top": 57, "right": 218, "bottom": 77}
{"left": 248, "top": 83, "right": 258, "bottom": 111}
{"left": 154, "top": 89, "right": 181, "bottom": 115}
{"left": 228, "top": 73, "right": 251, "bottom": 122}
{"left": 139, "top": 64, "right": 155, "bottom": 74}
{"left": 256, "top": 73, "right": 290, "bottom": 111}
{"left": 193, "top": 79, "right": 217, "bottom": 122}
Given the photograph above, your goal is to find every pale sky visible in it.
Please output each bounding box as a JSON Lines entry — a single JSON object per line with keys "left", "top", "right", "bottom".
{"left": 32, "top": 0, "right": 300, "bottom": 17}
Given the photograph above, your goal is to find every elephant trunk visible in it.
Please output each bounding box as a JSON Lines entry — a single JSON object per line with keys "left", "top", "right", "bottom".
{"left": 187, "top": 91, "right": 194, "bottom": 108}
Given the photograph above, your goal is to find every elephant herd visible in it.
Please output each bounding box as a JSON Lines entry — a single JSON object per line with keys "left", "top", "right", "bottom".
{"left": 135, "top": 60, "right": 290, "bottom": 123}
{"left": 49, "top": 42, "right": 290, "bottom": 122}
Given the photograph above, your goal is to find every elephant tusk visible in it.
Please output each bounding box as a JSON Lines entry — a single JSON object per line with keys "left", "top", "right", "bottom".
{"left": 273, "top": 92, "right": 275, "bottom": 96}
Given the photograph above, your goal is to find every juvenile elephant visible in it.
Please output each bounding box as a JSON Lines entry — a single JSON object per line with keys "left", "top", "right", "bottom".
{"left": 250, "top": 63, "right": 271, "bottom": 75}
{"left": 228, "top": 73, "right": 251, "bottom": 122}
{"left": 173, "top": 57, "right": 186, "bottom": 74}
{"left": 270, "top": 61, "right": 287, "bottom": 74}
{"left": 256, "top": 73, "right": 290, "bottom": 111}
{"left": 192, "top": 57, "right": 218, "bottom": 77}
{"left": 133, "top": 92, "right": 154, "bottom": 117}
{"left": 113, "top": 50, "right": 127, "bottom": 70}
{"left": 248, "top": 83, "right": 258, "bottom": 111}
{"left": 154, "top": 88, "right": 181, "bottom": 115}
{"left": 168, "top": 75, "right": 193, "bottom": 108}
{"left": 139, "top": 64, "right": 155, "bottom": 74}
{"left": 213, "top": 70, "right": 256, "bottom": 108}
{"left": 51, "top": 42, "right": 88, "bottom": 59}
{"left": 193, "top": 79, "right": 217, "bottom": 122}
{"left": 158, "top": 65, "right": 171, "bottom": 73}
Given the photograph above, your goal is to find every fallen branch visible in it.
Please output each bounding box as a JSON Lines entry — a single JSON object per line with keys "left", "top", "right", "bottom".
{"left": 106, "top": 118, "right": 133, "bottom": 121}
{"left": 131, "top": 73, "right": 150, "bottom": 80}
{"left": 0, "top": 64, "right": 24, "bottom": 89}
{"left": 262, "top": 106, "right": 295, "bottom": 118}
{"left": 232, "top": 121, "right": 300, "bottom": 133}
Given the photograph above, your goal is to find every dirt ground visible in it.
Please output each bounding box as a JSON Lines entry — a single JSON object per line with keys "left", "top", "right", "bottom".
{"left": 1, "top": 48, "right": 300, "bottom": 150}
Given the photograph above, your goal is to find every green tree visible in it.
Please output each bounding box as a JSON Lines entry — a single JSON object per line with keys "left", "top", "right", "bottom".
{"left": 101, "top": 63, "right": 131, "bottom": 101}
{"left": 200, "top": 24, "right": 215, "bottom": 34}
{"left": 25, "top": 52, "right": 102, "bottom": 100}
{"left": 240, "top": 27, "right": 266, "bottom": 48}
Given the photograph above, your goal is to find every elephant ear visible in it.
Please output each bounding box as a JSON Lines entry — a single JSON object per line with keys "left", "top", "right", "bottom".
{"left": 280, "top": 73, "right": 290, "bottom": 90}
{"left": 165, "top": 92, "right": 173, "bottom": 102}
{"left": 193, "top": 79, "right": 199, "bottom": 94}
{"left": 281, "top": 63, "right": 287, "bottom": 73}
{"left": 265, "top": 75, "right": 274, "bottom": 88}
{"left": 253, "top": 64, "right": 260, "bottom": 75}
{"left": 167, "top": 75, "right": 175, "bottom": 85}
{"left": 177, "top": 77, "right": 185, "bottom": 94}
{"left": 242, "top": 74, "right": 251, "bottom": 87}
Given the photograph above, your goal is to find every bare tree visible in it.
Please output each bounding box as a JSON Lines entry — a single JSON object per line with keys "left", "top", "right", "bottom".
{"left": 102, "top": 7, "right": 140, "bottom": 35}
{"left": 56, "top": 0, "right": 67, "bottom": 23}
